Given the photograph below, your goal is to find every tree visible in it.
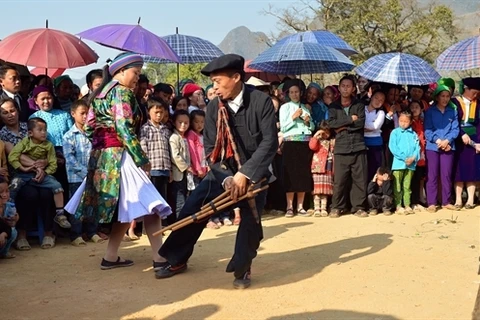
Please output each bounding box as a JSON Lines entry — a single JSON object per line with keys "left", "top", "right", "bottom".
{"left": 142, "top": 63, "right": 209, "bottom": 88}
{"left": 263, "top": 0, "right": 460, "bottom": 64}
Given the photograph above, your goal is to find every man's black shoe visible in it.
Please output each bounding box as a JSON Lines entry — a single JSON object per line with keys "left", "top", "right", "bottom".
{"left": 153, "top": 260, "right": 169, "bottom": 272}
{"left": 154, "top": 263, "right": 187, "bottom": 279}
{"left": 233, "top": 270, "right": 251, "bottom": 289}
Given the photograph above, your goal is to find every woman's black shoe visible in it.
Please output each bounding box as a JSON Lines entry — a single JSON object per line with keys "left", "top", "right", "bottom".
{"left": 100, "top": 257, "right": 134, "bottom": 270}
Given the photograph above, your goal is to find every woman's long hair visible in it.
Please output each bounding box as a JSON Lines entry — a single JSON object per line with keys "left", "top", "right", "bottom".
{"left": 87, "top": 64, "right": 112, "bottom": 106}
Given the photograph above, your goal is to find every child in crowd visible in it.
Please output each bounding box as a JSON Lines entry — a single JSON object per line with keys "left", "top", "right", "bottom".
{"left": 152, "top": 83, "right": 174, "bottom": 107}
{"left": 0, "top": 176, "right": 18, "bottom": 258}
{"left": 186, "top": 110, "right": 208, "bottom": 187}
{"left": 8, "top": 118, "right": 70, "bottom": 228}
{"left": 364, "top": 90, "right": 386, "bottom": 181}
{"left": 63, "top": 100, "right": 102, "bottom": 246}
{"left": 388, "top": 111, "right": 420, "bottom": 215}
{"left": 172, "top": 96, "right": 189, "bottom": 112}
{"left": 29, "top": 85, "right": 73, "bottom": 198}
{"left": 409, "top": 100, "right": 427, "bottom": 211}
{"left": 140, "top": 99, "right": 173, "bottom": 227}
{"left": 309, "top": 121, "right": 334, "bottom": 217}
{"left": 367, "top": 167, "right": 393, "bottom": 216}
{"left": 169, "top": 110, "right": 191, "bottom": 218}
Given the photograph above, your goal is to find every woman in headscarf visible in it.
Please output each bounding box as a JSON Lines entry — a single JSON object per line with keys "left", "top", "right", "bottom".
{"left": 424, "top": 85, "right": 459, "bottom": 212}
{"left": 204, "top": 84, "right": 215, "bottom": 104}
{"left": 177, "top": 78, "right": 194, "bottom": 96}
{"left": 279, "top": 79, "right": 314, "bottom": 217}
{"left": 322, "top": 85, "right": 339, "bottom": 106}
{"left": 183, "top": 83, "right": 206, "bottom": 113}
{"left": 27, "top": 75, "right": 54, "bottom": 112}
{"left": 65, "top": 52, "right": 171, "bottom": 270}
{"left": 306, "top": 82, "right": 328, "bottom": 128}
{"left": 53, "top": 75, "right": 74, "bottom": 112}
{"left": 452, "top": 78, "right": 480, "bottom": 209}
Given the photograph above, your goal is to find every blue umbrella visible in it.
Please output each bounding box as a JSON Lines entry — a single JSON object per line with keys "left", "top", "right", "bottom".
{"left": 277, "top": 30, "right": 358, "bottom": 56}
{"left": 436, "top": 35, "right": 480, "bottom": 71}
{"left": 143, "top": 33, "right": 224, "bottom": 64}
{"left": 355, "top": 53, "right": 440, "bottom": 85}
{"left": 248, "top": 41, "right": 355, "bottom": 75}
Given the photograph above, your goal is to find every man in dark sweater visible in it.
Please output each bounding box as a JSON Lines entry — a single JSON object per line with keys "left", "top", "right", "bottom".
{"left": 156, "top": 54, "right": 278, "bottom": 289}
{"left": 367, "top": 167, "right": 393, "bottom": 216}
{"left": 327, "top": 75, "right": 368, "bottom": 218}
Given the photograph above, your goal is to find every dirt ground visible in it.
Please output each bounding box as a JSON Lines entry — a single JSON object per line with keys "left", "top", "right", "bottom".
{"left": 2, "top": 208, "right": 480, "bottom": 320}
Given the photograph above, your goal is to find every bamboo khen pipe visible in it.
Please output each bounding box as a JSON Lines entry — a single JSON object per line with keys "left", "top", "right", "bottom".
{"left": 153, "top": 182, "right": 268, "bottom": 236}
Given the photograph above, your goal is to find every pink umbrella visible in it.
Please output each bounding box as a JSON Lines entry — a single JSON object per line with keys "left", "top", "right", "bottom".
{"left": 0, "top": 21, "right": 98, "bottom": 69}
{"left": 30, "top": 67, "right": 65, "bottom": 78}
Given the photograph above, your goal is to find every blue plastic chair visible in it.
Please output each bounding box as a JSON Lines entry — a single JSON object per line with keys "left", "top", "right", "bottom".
{"left": 26, "top": 211, "right": 45, "bottom": 243}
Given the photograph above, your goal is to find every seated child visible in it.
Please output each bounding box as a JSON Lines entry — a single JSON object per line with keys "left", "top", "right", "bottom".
{"left": 0, "top": 176, "right": 18, "bottom": 258}
{"left": 29, "top": 85, "right": 73, "bottom": 197}
{"left": 367, "top": 167, "right": 394, "bottom": 216}
{"left": 8, "top": 118, "right": 71, "bottom": 228}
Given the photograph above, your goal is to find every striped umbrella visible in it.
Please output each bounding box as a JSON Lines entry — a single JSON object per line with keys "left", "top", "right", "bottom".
{"left": 276, "top": 30, "right": 358, "bottom": 56}
{"left": 355, "top": 53, "right": 440, "bottom": 85}
{"left": 248, "top": 41, "right": 355, "bottom": 75}
{"left": 436, "top": 35, "right": 480, "bottom": 71}
{"left": 143, "top": 33, "right": 223, "bottom": 64}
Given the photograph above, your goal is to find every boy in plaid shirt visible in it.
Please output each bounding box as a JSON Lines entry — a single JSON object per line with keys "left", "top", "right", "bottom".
{"left": 63, "top": 100, "right": 103, "bottom": 246}
{"left": 140, "top": 99, "right": 172, "bottom": 224}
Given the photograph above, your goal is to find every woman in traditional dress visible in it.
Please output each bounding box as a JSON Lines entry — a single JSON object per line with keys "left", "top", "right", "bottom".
{"left": 424, "top": 85, "right": 459, "bottom": 212}
{"left": 279, "top": 79, "right": 314, "bottom": 217}
{"left": 66, "top": 53, "right": 171, "bottom": 270}
{"left": 452, "top": 78, "right": 480, "bottom": 209}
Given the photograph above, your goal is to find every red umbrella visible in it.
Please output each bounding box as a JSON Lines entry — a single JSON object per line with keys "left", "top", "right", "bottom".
{"left": 30, "top": 67, "right": 65, "bottom": 78}
{"left": 0, "top": 22, "right": 98, "bottom": 69}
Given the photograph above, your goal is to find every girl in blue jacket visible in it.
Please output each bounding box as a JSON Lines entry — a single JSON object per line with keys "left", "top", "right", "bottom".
{"left": 389, "top": 111, "right": 420, "bottom": 215}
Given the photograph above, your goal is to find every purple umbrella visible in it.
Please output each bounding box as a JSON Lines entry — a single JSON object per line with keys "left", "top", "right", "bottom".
{"left": 77, "top": 19, "right": 181, "bottom": 63}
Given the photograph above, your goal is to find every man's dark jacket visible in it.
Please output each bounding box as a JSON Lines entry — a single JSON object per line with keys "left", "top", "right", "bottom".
{"left": 327, "top": 99, "right": 366, "bottom": 154}
{"left": 204, "top": 86, "right": 278, "bottom": 184}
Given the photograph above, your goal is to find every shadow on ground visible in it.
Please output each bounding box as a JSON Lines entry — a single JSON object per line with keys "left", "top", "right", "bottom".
{"left": 3, "top": 221, "right": 393, "bottom": 319}
{"left": 267, "top": 309, "right": 400, "bottom": 320}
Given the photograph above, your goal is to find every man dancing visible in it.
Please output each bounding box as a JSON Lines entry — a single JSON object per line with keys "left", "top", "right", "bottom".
{"left": 155, "top": 54, "right": 278, "bottom": 289}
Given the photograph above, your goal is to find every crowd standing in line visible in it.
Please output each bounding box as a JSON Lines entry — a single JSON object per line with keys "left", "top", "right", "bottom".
{"left": 1, "top": 59, "right": 480, "bottom": 278}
